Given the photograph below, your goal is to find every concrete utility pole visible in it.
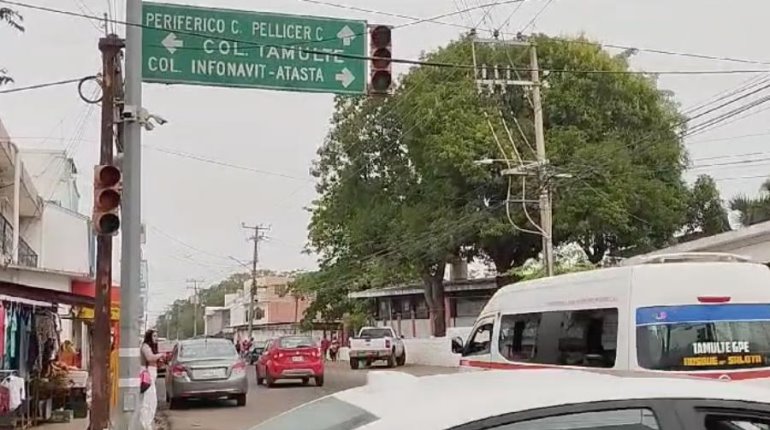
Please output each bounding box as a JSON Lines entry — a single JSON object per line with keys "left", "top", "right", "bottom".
{"left": 472, "top": 35, "right": 555, "bottom": 277}
{"left": 242, "top": 223, "right": 269, "bottom": 339}
{"left": 91, "top": 33, "right": 123, "bottom": 430}
{"left": 117, "top": 0, "right": 143, "bottom": 426}
{"left": 187, "top": 278, "right": 204, "bottom": 337}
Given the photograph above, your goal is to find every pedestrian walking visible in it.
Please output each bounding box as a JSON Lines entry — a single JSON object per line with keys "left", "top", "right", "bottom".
{"left": 320, "top": 336, "right": 330, "bottom": 361}
{"left": 329, "top": 336, "right": 340, "bottom": 362}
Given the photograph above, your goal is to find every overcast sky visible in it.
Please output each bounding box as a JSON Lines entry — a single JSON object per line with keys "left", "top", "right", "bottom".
{"left": 2, "top": 0, "right": 770, "bottom": 321}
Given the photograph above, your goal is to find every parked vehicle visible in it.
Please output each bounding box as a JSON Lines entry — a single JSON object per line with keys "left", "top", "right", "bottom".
{"left": 455, "top": 252, "right": 770, "bottom": 383}
{"left": 247, "top": 340, "right": 268, "bottom": 365}
{"left": 348, "top": 326, "right": 405, "bottom": 369}
{"left": 256, "top": 335, "right": 324, "bottom": 387}
{"left": 165, "top": 337, "right": 248, "bottom": 409}
{"left": 251, "top": 367, "right": 770, "bottom": 429}
{"left": 157, "top": 339, "right": 176, "bottom": 378}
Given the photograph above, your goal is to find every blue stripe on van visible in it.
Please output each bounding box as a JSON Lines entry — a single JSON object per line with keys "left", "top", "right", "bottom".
{"left": 636, "top": 304, "right": 770, "bottom": 325}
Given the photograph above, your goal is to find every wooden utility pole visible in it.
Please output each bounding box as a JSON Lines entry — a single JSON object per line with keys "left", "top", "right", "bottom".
{"left": 242, "top": 223, "right": 268, "bottom": 339}
{"left": 91, "top": 33, "right": 124, "bottom": 430}
{"left": 187, "top": 279, "right": 204, "bottom": 337}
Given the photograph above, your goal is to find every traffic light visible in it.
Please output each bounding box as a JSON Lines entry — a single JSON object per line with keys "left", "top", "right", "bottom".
{"left": 93, "top": 164, "right": 121, "bottom": 236}
{"left": 368, "top": 25, "right": 392, "bottom": 95}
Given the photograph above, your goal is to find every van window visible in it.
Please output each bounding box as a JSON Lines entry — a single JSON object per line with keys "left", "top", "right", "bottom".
{"left": 498, "top": 308, "right": 618, "bottom": 368}
{"left": 499, "top": 314, "right": 540, "bottom": 361}
{"left": 636, "top": 304, "right": 770, "bottom": 371}
{"left": 464, "top": 321, "right": 494, "bottom": 357}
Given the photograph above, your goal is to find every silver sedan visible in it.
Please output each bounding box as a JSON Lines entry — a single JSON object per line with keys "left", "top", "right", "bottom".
{"left": 165, "top": 337, "right": 248, "bottom": 409}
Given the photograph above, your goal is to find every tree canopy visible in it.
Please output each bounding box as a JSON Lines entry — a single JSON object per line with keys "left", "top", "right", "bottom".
{"left": 680, "top": 174, "right": 731, "bottom": 241}
{"left": 730, "top": 179, "right": 770, "bottom": 227}
{"left": 304, "top": 34, "right": 702, "bottom": 336}
{"left": 1, "top": 8, "right": 23, "bottom": 86}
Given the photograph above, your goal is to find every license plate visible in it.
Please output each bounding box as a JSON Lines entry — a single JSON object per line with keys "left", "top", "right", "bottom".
{"left": 292, "top": 356, "right": 304, "bottom": 362}
{"left": 195, "top": 369, "right": 225, "bottom": 379}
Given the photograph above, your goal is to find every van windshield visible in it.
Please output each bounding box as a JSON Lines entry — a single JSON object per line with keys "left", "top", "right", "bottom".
{"left": 636, "top": 304, "right": 770, "bottom": 371}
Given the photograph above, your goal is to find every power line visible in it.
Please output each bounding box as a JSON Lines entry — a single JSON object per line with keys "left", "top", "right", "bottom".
{"left": 0, "top": 77, "right": 87, "bottom": 94}
{"left": 144, "top": 145, "right": 314, "bottom": 183}
{"left": 520, "top": 0, "right": 555, "bottom": 32}
{"left": 5, "top": 0, "right": 770, "bottom": 76}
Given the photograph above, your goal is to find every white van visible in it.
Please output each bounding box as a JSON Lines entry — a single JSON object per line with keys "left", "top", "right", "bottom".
{"left": 455, "top": 253, "right": 770, "bottom": 381}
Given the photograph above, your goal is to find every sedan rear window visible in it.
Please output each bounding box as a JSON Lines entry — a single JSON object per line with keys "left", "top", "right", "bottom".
{"left": 180, "top": 340, "right": 237, "bottom": 359}
{"left": 251, "top": 396, "right": 378, "bottom": 430}
{"left": 279, "top": 336, "right": 315, "bottom": 349}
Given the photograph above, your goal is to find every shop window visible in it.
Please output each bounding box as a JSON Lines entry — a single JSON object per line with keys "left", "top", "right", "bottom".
{"left": 415, "top": 297, "right": 429, "bottom": 319}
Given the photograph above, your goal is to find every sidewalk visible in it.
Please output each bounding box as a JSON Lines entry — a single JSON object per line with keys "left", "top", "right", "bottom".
{"left": 35, "top": 418, "right": 88, "bottom": 430}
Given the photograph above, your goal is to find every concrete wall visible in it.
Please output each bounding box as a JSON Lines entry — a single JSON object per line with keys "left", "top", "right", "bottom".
{"left": 20, "top": 149, "right": 80, "bottom": 212}
{"left": 39, "top": 203, "right": 92, "bottom": 274}
{"left": 339, "top": 326, "right": 471, "bottom": 367}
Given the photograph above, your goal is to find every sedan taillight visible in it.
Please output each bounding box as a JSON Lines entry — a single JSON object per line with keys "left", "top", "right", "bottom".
{"left": 171, "top": 364, "right": 187, "bottom": 377}
{"left": 232, "top": 360, "right": 246, "bottom": 375}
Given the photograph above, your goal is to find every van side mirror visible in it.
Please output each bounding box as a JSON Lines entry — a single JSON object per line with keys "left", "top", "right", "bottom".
{"left": 451, "top": 337, "right": 464, "bottom": 354}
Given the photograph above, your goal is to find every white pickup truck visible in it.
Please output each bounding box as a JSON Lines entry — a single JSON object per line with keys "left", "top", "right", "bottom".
{"left": 348, "top": 326, "right": 406, "bottom": 369}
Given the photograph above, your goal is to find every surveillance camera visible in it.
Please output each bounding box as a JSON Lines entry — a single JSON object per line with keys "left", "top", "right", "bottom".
{"left": 122, "top": 105, "right": 137, "bottom": 120}
{"left": 143, "top": 121, "right": 155, "bottom": 132}
{"left": 150, "top": 114, "right": 168, "bottom": 125}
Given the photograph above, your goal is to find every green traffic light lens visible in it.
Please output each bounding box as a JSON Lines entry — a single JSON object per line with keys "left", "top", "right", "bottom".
{"left": 371, "top": 71, "right": 392, "bottom": 92}
{"left": 98, "top": 214, "right": 120, "bottom": 235}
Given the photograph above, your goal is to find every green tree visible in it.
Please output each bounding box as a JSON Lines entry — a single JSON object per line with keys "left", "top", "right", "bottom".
{"left": 730, "top": 179, "right": 770, "bottom": 227}
{"left": 680, "top": 174, "right": 730, "bottom": 241}
{"left": 307, "top": 34, "right": 691, "bottom": 336}
{"left": 1, "top": 8, "right": 23, "bottom": 86}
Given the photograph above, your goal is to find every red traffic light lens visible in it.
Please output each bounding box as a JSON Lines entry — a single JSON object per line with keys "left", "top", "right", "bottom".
{"left": 372, "top": 48, "right": 391, "bottom": 69}
{"left": 371, "top": 70, "right": 392, "bottom": 92}
{"left": 96, "top": 165, "right": 121, "bottom": 187}
{"left": 96, "top": 189, "right": 121, "bottom": 210}
{"left": 97, "top": 214, "right": 120, "bottom": 235}
{"left": 371, "top": 25, "right": 391, "bottom": 48}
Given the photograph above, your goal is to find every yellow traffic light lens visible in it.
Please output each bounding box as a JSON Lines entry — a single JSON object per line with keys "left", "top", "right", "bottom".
{"left": 371, "top": 71, "right": 392, "bottom": 92}
{"left": 97, "top": 189, "right": 121, "bottom": 210}
{"left": 372, "top": 48, "right": 391, "bottom": 69}
{"left": 97, "top": 214, "right": 120, "bottom": 235}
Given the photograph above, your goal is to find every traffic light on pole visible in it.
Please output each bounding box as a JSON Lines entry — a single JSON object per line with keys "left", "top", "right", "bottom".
{"left": 93, "top": 165, "right": 121, "bottom": 236}
{"left": 368, "top": 25, "right": 392, "bottom": 96}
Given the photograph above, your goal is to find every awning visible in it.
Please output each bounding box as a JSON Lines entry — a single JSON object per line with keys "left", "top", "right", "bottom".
{"left": 0, "top": 280, "right": 94, "bottom": 307}
{"left": 74, "top": 305, "right": 119, "bottom": 321}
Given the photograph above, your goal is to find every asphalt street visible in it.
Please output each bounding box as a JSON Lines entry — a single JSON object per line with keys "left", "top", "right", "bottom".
{"left": 156, "top": 361, "right": 457, "bottom": 430}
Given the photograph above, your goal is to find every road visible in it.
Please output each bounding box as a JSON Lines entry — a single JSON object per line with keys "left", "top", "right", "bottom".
{"left": 156, "top": 361, "right": 456, "bottom": 430}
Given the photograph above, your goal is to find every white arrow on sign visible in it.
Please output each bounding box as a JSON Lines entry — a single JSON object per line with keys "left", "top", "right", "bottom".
{"left": 335, "top": 68, "right": 355, "bottom": 88}
{"left": 336, "top": 25, "right": 356, "bottom": 46}
{"left": 162, "top": 32, "right": 184, "bottom": 54}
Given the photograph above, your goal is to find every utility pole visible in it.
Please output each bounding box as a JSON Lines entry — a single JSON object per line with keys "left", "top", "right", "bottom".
{"left": 117, "top": 0, "right": 143, "bottom": 426}
{"left": 242, "top": 223, "right": 269, "bottom": 339}
{"left": 472, "top": 34, "right": 555, "bottom": 277}
{"left": 187, "top": 279, "right": 204, "bottom": 337}
{"left": 91, "top": 33, "right": 123, "bottom": 430}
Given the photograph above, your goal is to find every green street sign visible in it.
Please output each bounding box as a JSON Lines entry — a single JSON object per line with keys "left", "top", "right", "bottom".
{"left": 141, "top": 2, "right": 367, "bottom": 94}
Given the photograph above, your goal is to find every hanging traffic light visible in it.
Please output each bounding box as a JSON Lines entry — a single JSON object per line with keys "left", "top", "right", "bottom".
{"left": 93, "top": 165, "right": 122, "bottom": 236}
{"left": 369, "top": 25, "right": 392, "bottom": 96}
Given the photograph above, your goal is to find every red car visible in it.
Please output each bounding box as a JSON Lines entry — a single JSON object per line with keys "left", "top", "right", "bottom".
{"left": 255, "top": 335, "right": 324, "bottom": 387}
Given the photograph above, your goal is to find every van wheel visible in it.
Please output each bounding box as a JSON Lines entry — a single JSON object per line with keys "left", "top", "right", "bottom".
{"left": 396, "top": 351, "right": 406, "bottom": 366}
{"left": 349, "top": 358, "right": 359, "bottom": 370}
{"left": 235, "top": 394, "right": 246, "bottom": 407}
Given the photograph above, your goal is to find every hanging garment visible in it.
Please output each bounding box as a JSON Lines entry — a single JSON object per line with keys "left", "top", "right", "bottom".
{"left": 3, "top": 306, "right": 10, "bottom": 369}
{"left": 4, "top": 308, "right": 17, "bottom": 370}
{"left": 0, "top": 303, "right": 6, "bottom": 365}
{"left": 1, "top": 375, "right": 24, "bottom": 411}
{"left": 27, "top": 315, "right": 38, "bottom": 373}
{"left": 35, "top": 312, "right": 56, "bottom": 370}
{"left": 0, "top": 385, "right": 9, "bottom": 414}
{"left": 16, "top": 313, "right": 29, "bottom": 378}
